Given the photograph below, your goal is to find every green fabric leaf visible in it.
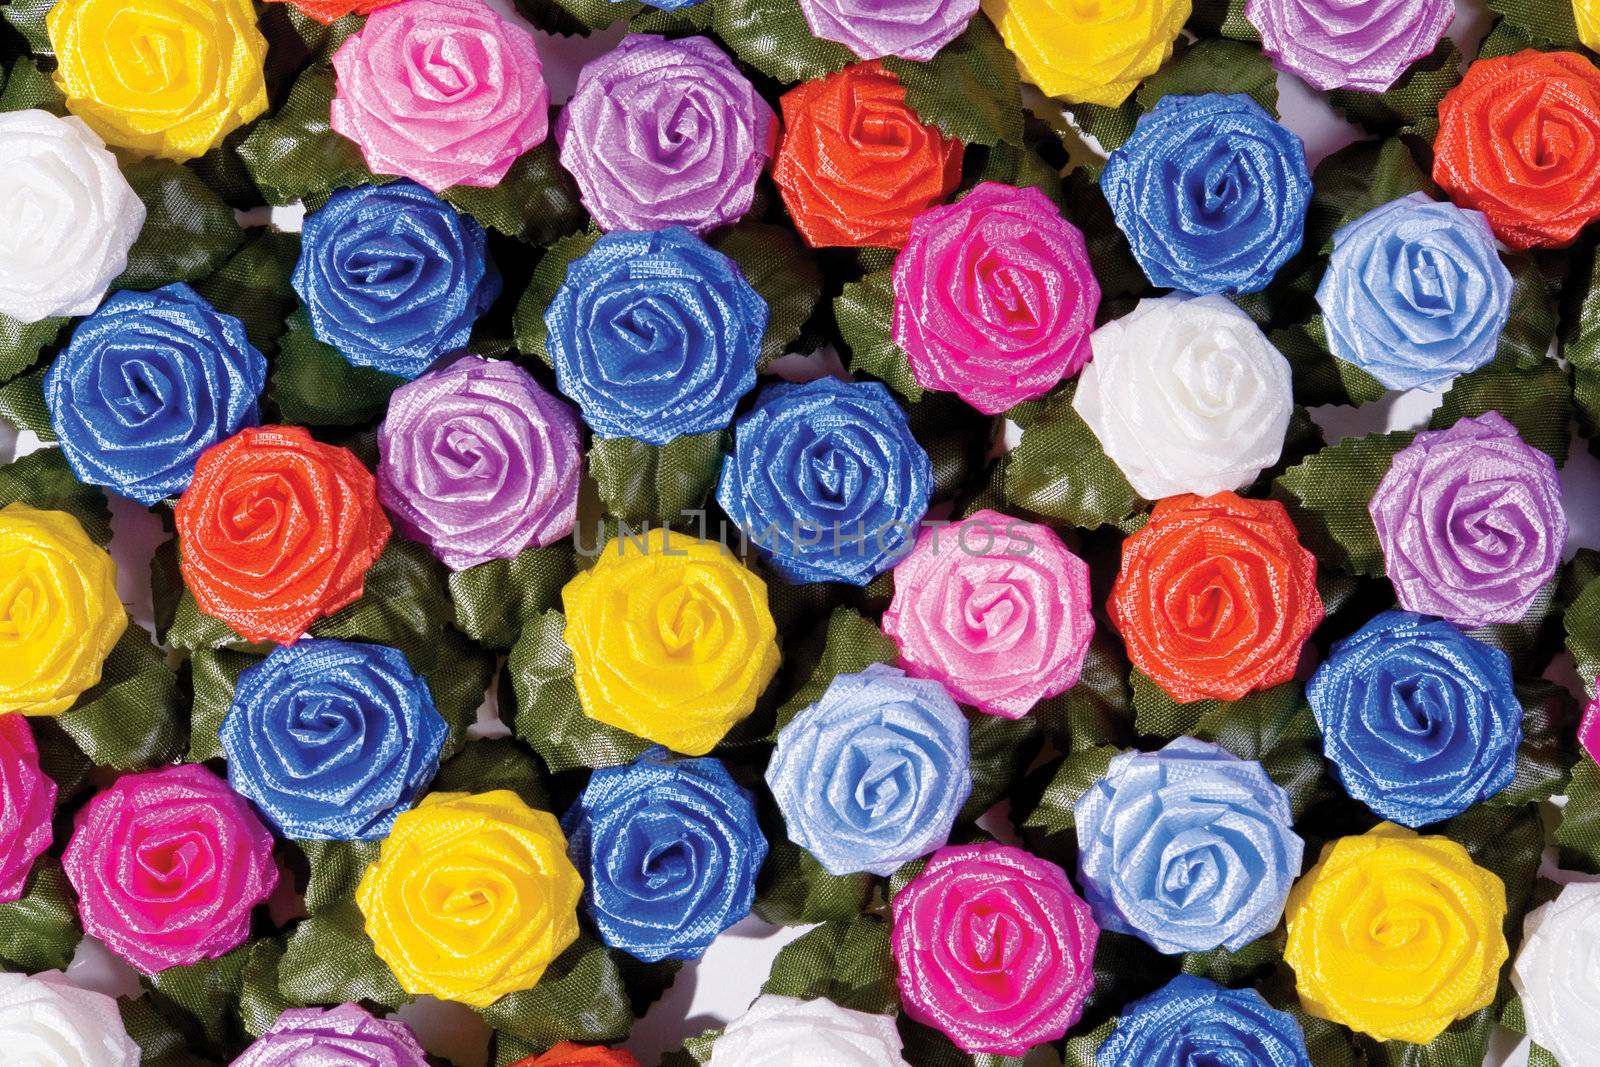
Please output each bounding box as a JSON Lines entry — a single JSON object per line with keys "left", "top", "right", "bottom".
{"left": 56, "top": 624, "right": 185, "bottom": 769}
{"left": 904, "top": 388, "right": 995, "bottom": 504}
{"left": 836, "top": 268, "right": 923, "bottom": 401}
{"left": 308, "top": 539, "right": 454, "bottom": 672}
{"left": 881, "top": 18, "right": 1023, "bottom": 147}
{"left": 1137, "top": 37, "right": 1279, "bottom": 116}
{"left": 1429, "top": 360, "right": 1571, "bottom": 465}
{"left": 1565, "top": 247, "right": 1600, "bottom": 449}
{"left": 450, "top": 542, "right": 574, "bottom": 651}
{"left": 30, "top": 719, "right": 92, "bottom": 801}
{"left": 1180, "top": 928, "right": 1286, "bottom": 985}
{"left": 658, "top": 1028, "right": 721, "bottom": 1067}
{"left": 1486, "top": 0, "right": 1581, "bottom": 46}
{"left": 0, "top": 57, "right": 65, "bottom": 114}
{"left": 1556, "top": 759, "right": 1600, "bottom": 874}
{"left": 1081, "top": 930, "right": 1181, "bottom": 1031}
{"left": 0, "top": 446, "right": 112, "bottom": 543}
{"left": 962, "top": 713, "right": 1040, "bottom": 823}
{"left": 772, "top": 607, "right": 898, "bottom": 735}
{"left": 166, "top": 588, "right": 253, "bottom": 653}
{"left": 754, "top": 834, "right": 876, "bottom": 926}
{"left": 0, "top": 0, "right": 51, "bottom": 55}
{"left": 238, "top": 68, "right": 384, "bottom": 206}
{"left": 422, "top": 626, "right": 496, "bottom": 761}
{"left": 114, "top": 156, "right": 247, "bottom": 292}
{"left": 1442, "top": 803, "right": 1544, "bottom": 934}
{"left": 193, "top": 231, "right": 303, "bottom": 359}
{"left": 710, "top": 0, "right": 854, "bottom": 83}
{"left": 1272, "top": 316, "right": 1387, "bottom": 407}
{"left": 1062, "top": 1018, "right": 1117, "bottom": 1067}
{"left": 512, "top": 229, "right": 601, "bottom": 365}
{"left": 1327, "top": 38, "right": 1462, "bottom": 140}
{"left": 1487, "top": 679, "right": 1579, "bottom": 808}
{"left": 1005, "top": 384, "right": 1142, "bottom": 529}
{"left": 1194, "top": 682, "right": 1332, "bottom": 819}
{"left": 712, "top": 222, "right": 823, "bottom": 368}
{"left": 762, "top": 916, "right": 898, "bottom": 1014}
{"left": 145, "top": 944, "right": 258, "bottom": 1055}
{"left": 1567, "top": 572, "right": 1600, "bottom": 691}
{"left": 270, "top": 308, "right": 404, "bottom": 426}
{"left": 187, "top": 648, "right": 255, "bottom": 764}
{"left": 0, "top": 860, "right": 82, "bottom": 971}
{"left": 0, "top": 364, "right": 50, "bottom": 437}
{"left": 478, "top": 935, "right": 633, "bottom": 1047}
{"left": 630, "top": 1, "right": 715, "bottom": 32}
{"left": 119, "top": 996, "right": 222, "bottom": 1067}
{"left": 1273, "top": 430, "right": 1414, "bottom": 575}
{"left": 1306, "top": 139, "right": 1436, "bottom": 255}
{"left": 279, "top": 900, "right": 411, "bottom": 1010}
{"left": 1065, "top": 99, "right": 1142, "bottom": 154}
{"left": 506, "top": 609, "right": 648, "bottom": 772}
{"left": 588, "top": 431, "right": 727, "bottom": 526}
{"left": 1031, "top": 633, "right": 1136, "bottom": 751}
{"left": 1496, "top": 252, "right": 1562, "bottom": 369}
{"left": 0, "top": 313, "right": 64, "bottom": 388}
{"left": 1017, "top": 744, "right": 1121, "bottom": 836}
{"left": 430, "top": 738, "right": 551, "bottom": 811}
{"left": 513, "top": 0, "right": 641, "bottom": 34}
{"left": 1131, "top": 668, "right": 1211, "bottom": 739}
{"left": 299, "top": 840, "right": 383, "bottom": 913}
{"left": 443, "top": 136, "right": 586, "bottom": 245}
{"left": 237, "top": 939, "right": 292, "bottom": 1038}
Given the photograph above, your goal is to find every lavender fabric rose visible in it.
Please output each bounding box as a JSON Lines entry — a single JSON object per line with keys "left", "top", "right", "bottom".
{"left": 1370, "top": 412, "right": 1566, "bottom": 628}
{"left": 377, "top": 355, "right": 581, "bottom": 571}
{"left": 797, "top": 0, "right": 979, "bottom": 60}
{"left": 1246, "top": 0, "right": 1454, "bottom": 92}
{"left": 557, "top": 35, "right": 775, "bottom": 234}
{"left": 232, "top": 1004, "right": 428, "bottom": 1066}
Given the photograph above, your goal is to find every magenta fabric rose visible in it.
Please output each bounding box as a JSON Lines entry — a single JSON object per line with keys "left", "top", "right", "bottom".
{"left": 891, "top": 842, "right": 1098, "bottom": 1055}
{"left": 892, "top": 182, "right": 1100, "bottom": 414}
{"left": 797, "top": 0, "right": 979, "bottom": 60}
{"left": 882, "top": 509, "right": 1094, "bottom": 719}
{"left": 0, "top": 717, "right": 55, "bottom": 902}
{"left": 234, "top": 1005, "right": 428, "bottom": 1066}
{"left": 556, "top": 35, "right": 776, "bottom": 234}
{"left": 331, "top": 0, "right": 549, "bottom": 192}
{"left": 62, "top": 765, "right": 278, "bottom": 974}
{"left": 1583, "top": 698, "right": 1599, "bottom": 766}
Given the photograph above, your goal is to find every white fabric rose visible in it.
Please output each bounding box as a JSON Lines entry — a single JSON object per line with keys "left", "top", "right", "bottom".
{"left": 1073, "top": 293, "right": 1293, "bottom": 499}
{"left": 0, "top": 110, "right": 145, "bottom": 324}
{"left": 709, "top": 995, "right": 911, "bottom": 1066}
{"left": 1511, "top": 882, "right": 1600, "bottom": 1067}
{"left": 0, "top": 970, "right": 140, "bottom": 1067}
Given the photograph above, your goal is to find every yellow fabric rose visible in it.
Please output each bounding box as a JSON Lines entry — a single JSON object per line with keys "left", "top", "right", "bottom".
{"left": 1283, "top": 822, "right": 1508, "bottom": 1043}
{"left": 355, "top": 790, "right": 582, "bottom": 1008}
{"left": 47, "top": 0, "right": 268, "bottom": 160}
{"left": 562, "top": 529, "right": 781, "bottom": 756}
{"left": 0, "top": 504, "right": 126, "bottom": 716}
{"left": 1579, "top": 0, "right": 1600, "bottom": 51}
{"left": 981, "top": 0, "right": 1190, "bottom": 105}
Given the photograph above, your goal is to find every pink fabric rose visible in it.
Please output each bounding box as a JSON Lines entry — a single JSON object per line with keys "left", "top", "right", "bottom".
{"left": 331, "top": 0, "right": 549, "bottom": 192}
{"left": 892, "top": 181, "right": 1100, "bottom": 414}
{"left": 0, "top": 717, "right": 55, "bottom": 902}
{"left": 891, "top": 842, "right": 1098, "bottom": 1055}
{"left": 1583, "top": 698, "right": 1599, "bottom": 766}
{"left": 63, "top": 765, "right": 278, "bottom": 974}
{"left": 882, "top": 509, "right": 1094, "bottom": 719}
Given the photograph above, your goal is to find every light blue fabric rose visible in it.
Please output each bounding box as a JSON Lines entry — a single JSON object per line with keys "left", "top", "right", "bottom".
{"left": 1098, "top": 975, "right": 1313, "bottom": 1067}
{"left": 1100, "top": 93, "right": 1310, "bottom": 295}
{"left": 292, "top": 181, "right": 500, "bottom": 380}
{"left": 716, "top": 377, "right": 933, "bottom": 585}
{"left": 220, "top": 639, "right": 447, "bottom": 841}
{"left": 563, "top": 747, "right": 766, "bottom": 962}
{"left": 1317, "top": 193, "right": 1512, "bottom": 390}
{"left": 1307, "top": 610, "right": 1520, "bottom": 827}
{"left": 44, "top": 283, "right": 265, "bottom": 505}
{"left": 1074, "top": 738, "right": 1304, "bottom": 955}
{"left": 766, "top": 664, "right": 970, "bottom": 876}
{"left": 545, "top": 226, "right": 765, "bottom": 445}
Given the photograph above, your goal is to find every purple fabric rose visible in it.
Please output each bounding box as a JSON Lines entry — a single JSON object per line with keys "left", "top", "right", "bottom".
{"left": 556, "top": 35, "right": 776, "bottom": 234}
{"left": 797, "top": 0, "right": 979, "bottom": 60}
{"left": 1370, "top": 412, "right": 1566, "bottom": 628}
{"left": 377, "top": 355, "right": 582, "bottom": 572}
{"left": 0, "top": 717, "right": 55, "bottom": 903}
{"left": 1246, "top": 0, "right": 1454, "bottom": 92}
{"left": 231, "top": 1004, "right": 427, "bottom": 1066}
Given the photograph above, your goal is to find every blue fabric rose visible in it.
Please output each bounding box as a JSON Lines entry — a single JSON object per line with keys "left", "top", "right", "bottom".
{"left": 766, "top": 664, "right": 970, "bottom": 876}
{"left": 1307, "top": 610, "right": 1520, "bottom": 827}
{"left": 545, "top": 227, "right": 765, "bottom": 445}
{"left": 1101, "top": 94, "right": 1311, "bottom": 295}
{"left": 1098, "top": 975, "right": 1313, "bottom": 1067}
{"left": 220, "top": 639, "right": 448, "bottom": 840}
{"left": 44, "top": 283, "right": 265, "bottom": 505}
{"left": 563, "top": 746, "right": 766, "bottom": 962}
{"left": 1075, "top": 738, "right": 1304, "bottom": 955}
{"left": 292, "top": 180, "right": 500, "bottom": 380}
{"left": 716, "top": 377, "right": 933, "bottom": 585}
{"left": 1317, "top": 193, "right": 1512, "bottom": 390}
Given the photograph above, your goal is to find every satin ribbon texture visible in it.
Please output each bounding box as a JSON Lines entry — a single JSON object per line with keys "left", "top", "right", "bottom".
{"left": 1247, "top": 0, "right": 1453, "bottom": 91}
{"left": 708, "top": 995, "right": 911, "bottom": 1066}
{"left": 231, "top": 1005, "right": 429, "bottom": 1066}
{"left": 980, "top": 0, "right": 1188, "bottom": 104}
{"left": 508, "top": 1044, "right": 641, "bottom": 1067}
{"left": 0, "top": 972, "right": 140, "bottom": 1066}
{"left": 1098, "top": 975, "right": 1314, "bottom": 1067}
{"left": 798, "top": 0, "right": 976, "bottom": 59}
{"left": 0, "top": 717, "right": 56, "bottom": 902}
{"left": 1512, "top": 882, "right": 1600, "bottom": 1067}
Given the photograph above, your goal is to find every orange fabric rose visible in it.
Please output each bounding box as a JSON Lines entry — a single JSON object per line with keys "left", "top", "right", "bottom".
{"left": 773, "top": 61, "right": 962, "bottom": 248}
{"left": 1109, "top": 492, "right": 1322, "bottom": 702}
{"left": 509, "top": 1044, "right": 641, "bottom": 1067}
{"left": 175, "top": 425, "right": 390, "bottom": 644}
{"left": 265, "top": 0, "right": 399, "bottom": 23}
{"left": 1433, "top": 50, "right": 1600, "bottom": 250}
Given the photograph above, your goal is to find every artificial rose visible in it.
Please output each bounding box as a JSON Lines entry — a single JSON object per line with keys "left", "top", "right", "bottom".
{"left": 0, "top": 717, "right": 55, "bottom": 902}
{"left": 63, "top": 765, "right": 278, "bottom": 973}
{"left": 797, "top": 0, "right": 976, "bottom": 60}
{"left": 355, "top": 790, "right": 582, "bottom": 1007}
{"left": 1511, "top": 882, "right": 1600, "bottom": 1067}
{"left": 330, "top": 0, "right": 549, "bottom": 192}
{"left": 882, "top": 509, "right": 1094, "bottom": 718}
{"left": 772, "top": 62, "right": 961, "bottom": 248}
{"left": 1247, "top": 0, "right": 1454, "bottom": 92}
{"left": 266, "top": 0, "right": 400, "bottom": 24}
{"left": 708, "top": 995, "right": 911, "bottom": 1065}
{"left": 175, "top": 425, "right": 391, "bottom": 644}
{"left": 980, "top": 0, "right": 1189, "bottom": 104}
{"left": 1109, "top": 493, "right": 1322, "bottom": 702}
{"left": 892, "top": 182, "right": 1100, "bottom": 413}
{"left": 0, "top": 110, "right": 144, "bottom": 324}
{"left": 0, "top": 504, "right": 126, "bottom": 716}
{"left": 561, "top": 529, "right": 780, "bottom": 755}
{"left": 1099, "top": 975, "right": 1313, "bottom": 1067}
{"left": 1583, "top": 697, "right": 1599, "bottom": 764}
{"left": 377, "top": 355, "right": 581, "bottom": 571}
{"left": 1583, "top": 0, "right": 1600, "bottom": 52}
{"left": 509, "top": 1044, "right": 640, "bottom": 1067}
{"left": 232, "top": 1005, "right": 428, "bottom": 1066}
{"left": 1074, "top": 294, "right": 1293, "bottom": 499}
{"left": 557, "top": 35, "right": 776, "bottom": 234}
{"left": 891, "top": 842, "right": 1098, "bottom": 1055}
{"left": 1370, "top": 412, "right": 1566, "bottom": 628}
{"left": 1283, "top": 823, "right": 1507, "bottom": 1043}
{"left": 0, "top": 971, "right": 139, "bottom": 1067}
{"left": 1434, "top": 50, "right": 1600, "bottom": 250}
{"left": 46, "top": 0, "right": 267, "bottom": 159}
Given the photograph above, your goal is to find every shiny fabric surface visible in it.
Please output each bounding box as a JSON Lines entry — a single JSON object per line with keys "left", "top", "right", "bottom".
{"left": 707, "top": 995, "right": 911, "bottom": 1065}
{"left": 979, "top": 0, "right": 1189, "bottom": 104}
{"left": 563, "top": 747, "right": 766, "bottom": 962}
{"left": 1101, "top": 94, "right": 1310, "bottom": 297}
{"left": 377, "top": 355, "right": 581, "bottom": 571}
{"left": 221, "top": 639, "right": 447, "bottom": 841}
{"left": 891, "top": 842, "right": 1098, "bottom": 1055}
{"left": 62, "top": 765, "right": 279, "bottom": 974}
{"left": 766, "top": 664, "right": 970, "bottom": 876}
{"left": 1510, "top": 882, "right": 1600, "bottom": 1067}
{"left": 230, "top": 1004, "right": 429, "bottom": 1067}
{"left": 716, "top": 377, "right": 933, "bottom": 585}
{"left": 46, "top": 283, "right": 267, "bottom": 506}
{"left": 1582, "top": 697, "right": 1599, "bottom": 765}
{"left": 545, "top": 227, "right": 764, "bottom": 444}
{"left": 796, "top": 0, "right": 977, "bottom": 60}
{"left": 1307, "top": 610, "right": 1520, "bottom": 826}
{"left": 175, "top": 425, "right": 391, "bottom": 645}
{"left": 0, "top": 717, "right": 55, "bottom": 903}
{"left": 892, "top": 182, "right": 1100, "bottom": 414}
{"left": 1246, "top": 0, "right": 1454, "bottom": 92}
{"left": 506, "top": 1043, "right": 641, "bottom": 1067}
{"left": 0, "top": 971, "right": 140, "bottom": 1067}
{"left": 1369, "top": 412, "right": 1566, "bottom": 628}
{"left": 1097, "top": 974, "right": 1313, "bottom": 1067}
{"left": 264, "top": 0, "right": 399, "bottom": 24}
{"left": 1283, "top": 823, "right": 1507, "bottom": 1043}
{"left": 1075, "top": 738, "right": 1304, "bottom": 955}
{"left": 557, "top": 35, "right": 776, "bottom": 234}
{"left": 292, "top": 181, "right": 501, "bottom": 379}
{"left": 1581, "top": 0, "right": 1600, "bottom": 51}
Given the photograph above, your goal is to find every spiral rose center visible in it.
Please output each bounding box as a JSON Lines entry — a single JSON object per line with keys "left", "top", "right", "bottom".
{"left": 655, "top": 586, "right": 727, "bottom": 660}
{"left": 1367, "top": 902, "right": 1432, "bottom": 951}
{"left": 135, "top": 829, "right": 216, "bottom": 891}
{"left": 851, "top": 100, "right": 914, "bottom": 153}
{"left": 437, "top": 423, "right": 496, "bottom": 480}
{"left": 1190, "top": 147, "right": 1245, "bottom": 220}
{"left": 635, "top": 825, "right": 696, "bottom": 891}
{"left": 1402, "top": 247, "right": 1456, "bottom": 315}
{"left": 798, "top": 437, "right": 867, "bottom": 509}
{"left": 1174, "top": 344, "right": 1247, "bottom": 416}
{"left": 973, "top": 248, "right": 1044, "bottom": 332}
{"left": 959, "top": 895, "right": 1026, "bottom": 990}
{"left": 0, "top": 571, "right": 47, "bottom": 640}
{"left": 850, "top": 750, "right": 913, "bottom": 822}
{"left": 1158, "top": 842, "right": 1222, "bottom": 907}
{"left": 1447, "top": 483, "right": 1535, "bottom": 566}
{"left": 113, "top": 13, "right": 193, "bottom": 97}
{"left": 288, "top": 693, "right": 363, "bottom": 753}
{"left": 4, "top": 185, "right": 65, "bottom": 260}
{"left": 106, "top": 357, "right": 174, "bottom": 424}
{"left": 427, "top": 874, "right": 501, "bottom": 923}
{"left": 1390, "top": 674, "right": 1452, "bottom": 737}
{"left": 962, "top": 580, "right": 1026, "bottom": 643}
